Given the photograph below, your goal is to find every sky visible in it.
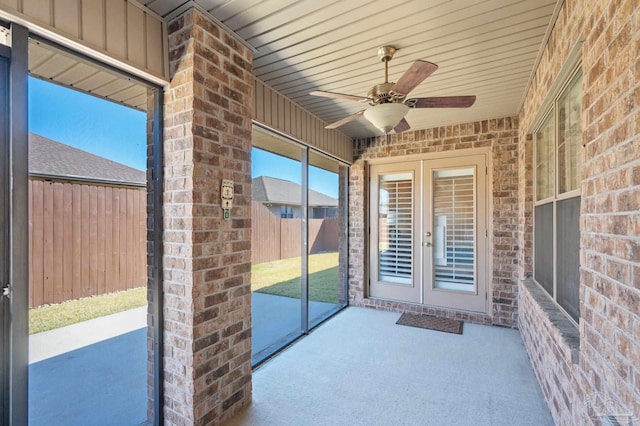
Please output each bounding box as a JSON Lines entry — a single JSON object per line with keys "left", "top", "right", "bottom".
{"left": 252, "top": 148, "right": 339, "bottom": 199}
{"left": 29, "top": 77, "right": 339, "bottom": 198}
{"left": 28, "top": 77, "right": 147, "bottom": 171}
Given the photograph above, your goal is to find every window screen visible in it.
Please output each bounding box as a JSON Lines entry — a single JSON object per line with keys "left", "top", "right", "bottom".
{"left": 534, "top": 204, "right": 554, "bottom": 295}
{"left": 556, "top": 197, "right": 581, "bottom": 321}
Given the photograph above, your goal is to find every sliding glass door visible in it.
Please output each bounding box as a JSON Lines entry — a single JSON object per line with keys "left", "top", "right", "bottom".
{"left": 308, "top": 151, "right": 349, "bottom": 329}
{"left": 251, "top": 141, "right": 304, "bottom": 363}
{"left": 251, "top": 126, "right": 348, "bottom": 365}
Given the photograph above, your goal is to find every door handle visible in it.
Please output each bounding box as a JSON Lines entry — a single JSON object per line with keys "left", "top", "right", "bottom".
{"left": 423, "top": 242, "right": 432, "bottom": 247}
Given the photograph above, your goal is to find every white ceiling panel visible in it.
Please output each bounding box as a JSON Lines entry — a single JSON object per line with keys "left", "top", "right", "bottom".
{"left": 28, "top": 39, "right": 149, "bottom": 111}
{"left": 140, "top": 0, "right": 561, "bottom": 138}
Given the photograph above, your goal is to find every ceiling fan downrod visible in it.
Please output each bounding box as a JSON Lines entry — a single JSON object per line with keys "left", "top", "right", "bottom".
{"left": 378, "top": 45, "right": 396, "bottom": 84}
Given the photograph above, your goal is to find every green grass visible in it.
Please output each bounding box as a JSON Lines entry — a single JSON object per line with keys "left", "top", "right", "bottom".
{"left": 28, "top": 252, "right": 341, "bottom": 334}
{"left": 252, "top": 252, "right": 340, "bottom": 304}
{"left": 29, "top": 287, "right": 147, "bottom": 334}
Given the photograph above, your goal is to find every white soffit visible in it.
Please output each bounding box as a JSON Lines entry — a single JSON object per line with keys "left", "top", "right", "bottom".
{"left": 29, "top": 39, "right": 149, "bottom": 112}
{"left": 142, "top": 0, "right": 560, "bottom": 139}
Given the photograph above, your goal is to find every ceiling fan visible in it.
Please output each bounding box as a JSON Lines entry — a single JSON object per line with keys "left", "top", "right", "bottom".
{"left": 310, "top": 46, "right": 476, "bottom": 134}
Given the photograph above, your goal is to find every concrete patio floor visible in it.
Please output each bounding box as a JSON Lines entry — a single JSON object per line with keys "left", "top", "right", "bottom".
{"left": 224, "top": 307, "right": 553, "bottom": 426}
{"left": 28, "top": 301, "right": 552, "bottom": 425}
{"left": 29, "top": 307, "right": 148, "bottom": 426}
{"left": 251, "top": 292, "right": 342, "bottom": 363}
{"left": 28, "top": 293, "right": 341, "bottom": 425}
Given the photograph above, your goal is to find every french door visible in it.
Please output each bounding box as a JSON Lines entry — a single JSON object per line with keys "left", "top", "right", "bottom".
{"left": 369, "top": 152, "right": 488, "bottom": 314}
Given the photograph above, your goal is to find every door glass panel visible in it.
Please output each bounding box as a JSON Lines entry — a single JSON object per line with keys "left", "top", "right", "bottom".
{"left": 378, "top": 173, "right": 413, "bottom": 285}
{"left": 27, "top": 41, "right": 149, "bottom": 424}
{"left": 432, "top": 168, "right": 475, "bottom": 292}
{"left": 251, "top": 136, "right": 303, "bottom": 364}
{"left": 308, "top": 151, "right": 347, "bottom": 329}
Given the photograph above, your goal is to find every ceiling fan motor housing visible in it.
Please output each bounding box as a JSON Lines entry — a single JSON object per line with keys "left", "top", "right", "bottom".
{"left": 368, "top": 82, "right": 395, "bottom": 103}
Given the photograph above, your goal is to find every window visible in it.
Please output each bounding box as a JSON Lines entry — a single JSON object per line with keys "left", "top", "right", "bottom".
{"left": 311, "top": 207, "right": 338, "bottom": 219}
{"left": 280, "top": 206, "right": 293, "bottom": 218}
{"left": 534, "top": 69, "right": 582, "bottom": 322}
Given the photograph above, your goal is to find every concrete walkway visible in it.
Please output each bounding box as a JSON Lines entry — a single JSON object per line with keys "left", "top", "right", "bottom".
{"left": 29, "top": 306, "right": 147, "bottom": 363}
{"left": 29, "top": 308, "right": 148, "bottom": 426}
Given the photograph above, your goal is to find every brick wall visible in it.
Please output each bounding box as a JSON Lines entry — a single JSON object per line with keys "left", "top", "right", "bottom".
{"left": 518, "top": 0, "right": 640, "bottom": 424}
{"left": 349, "top": 117, "right": 520, "bottom": 326}
{"left": 516, "top": 132, "right": 533, "bottom": 282}
{"left": 338, "top": 168, "right": 348, "bottom": 304}
{"left": 146, "top": 88, "right": 156, "bottom": 423}
{"left": 163, "top": 9, "right": 253, "bottom": 425}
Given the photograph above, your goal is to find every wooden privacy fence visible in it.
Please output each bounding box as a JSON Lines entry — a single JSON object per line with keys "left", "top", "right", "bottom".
{"left": 252, "top": 201, "right": 339, "bottom": 264}
{"left": 29, "top": 178, "right": 146, "bottom": 308}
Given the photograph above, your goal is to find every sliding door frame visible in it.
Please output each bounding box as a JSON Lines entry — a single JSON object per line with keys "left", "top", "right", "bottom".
{"left": 3, "top": 22, "right": 29, "bottom": 426}
{"left": 251, "top": 123, "right": 350, "bottom": 364}
{"left": 1, "top": 25, "right": 166, "bottom": 424}
{"left": 0, "top": 25, "right": 11, "bottom": 426}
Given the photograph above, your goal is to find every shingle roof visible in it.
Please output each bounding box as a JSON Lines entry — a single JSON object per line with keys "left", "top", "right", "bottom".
{"left": 28, "top": 133, "right": 145, "bottom": 185}
{"left": 252, "top": 176, "right": 337, "bottom": 207}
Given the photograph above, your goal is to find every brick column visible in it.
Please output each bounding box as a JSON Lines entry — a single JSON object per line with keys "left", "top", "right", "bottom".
{"left": 163, "top": 9, "right": 253, "bottom": 425}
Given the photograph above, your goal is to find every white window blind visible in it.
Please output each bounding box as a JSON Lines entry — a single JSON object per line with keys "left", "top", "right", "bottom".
{"left": 378, "top": 173, "right": 413, "bottom": 284}
{"left": 432, "top": 169, "right": 475, "bottom": 292}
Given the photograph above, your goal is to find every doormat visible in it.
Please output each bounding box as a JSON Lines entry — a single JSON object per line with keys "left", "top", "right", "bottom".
{"left": 396, "top": 313, "right": 464, "bottom": 335}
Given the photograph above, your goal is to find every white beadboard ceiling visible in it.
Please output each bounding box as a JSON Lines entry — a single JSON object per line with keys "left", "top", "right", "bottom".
{"left": 29, "top": 39, "right": 149, "bottom": 111}
{"left": 141, "top": 0, "right": 561, "bottom": 139}
{"left": 29, "top": 0, "right": 562, "bottom": 138}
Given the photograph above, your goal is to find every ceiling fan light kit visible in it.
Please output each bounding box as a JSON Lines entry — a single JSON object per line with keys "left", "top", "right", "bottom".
{"left": 310, "top": 45, "right": 477, "bottom": 135}
{"left": 364, "top": 103, "right": 409, "bottom": 134}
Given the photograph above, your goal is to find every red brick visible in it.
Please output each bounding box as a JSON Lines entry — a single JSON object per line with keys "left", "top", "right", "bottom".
{"left": 161, "top": 8, "right": 252, "bottom": 425}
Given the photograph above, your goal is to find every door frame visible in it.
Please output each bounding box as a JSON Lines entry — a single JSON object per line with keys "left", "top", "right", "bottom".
{"left": 367, "top": 148, "right": 492, "bottom": 315}
{"left": 1, "top": 24, "right": 167, "bottom": 424}
{"left": 369, "top": 161, "right": 422, "bottom": 303}
{"left": 0, "top": 29, "right": 10, "bottom": 426}
{"left": 422, "top": 153, "right": 489, "bottom": 313}
{"left": 0, "top": 22, "right": 30, "bottom": 426}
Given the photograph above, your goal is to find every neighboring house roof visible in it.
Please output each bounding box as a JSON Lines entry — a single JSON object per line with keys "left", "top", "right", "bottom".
{"left": 252, "top": 176, "right": 338, "bottom": 207}
{"left": 28, "top": 132, "right": 146, "bottom": 185}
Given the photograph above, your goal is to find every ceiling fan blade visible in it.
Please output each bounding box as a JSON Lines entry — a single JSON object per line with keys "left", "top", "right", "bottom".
{"left": 325, "top": 110, "right": 366, "bottom": 129}
{"left": 411, "top": 96, "right": 476, "bottom": 108}
{"left": 310, "top": 90, "right": 369, "bottom": 102}
{"left": 391, "top": 60, "right": 438, "bottom": 95}
{"left": 394, "top": 118, "right": 411, "bottom": 133}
